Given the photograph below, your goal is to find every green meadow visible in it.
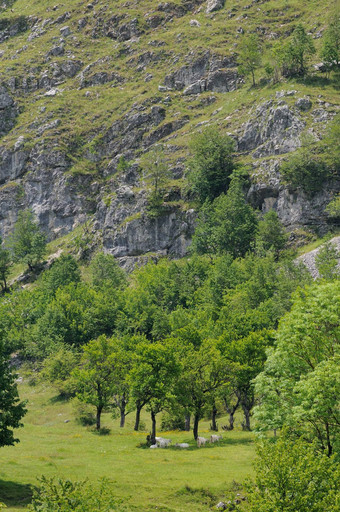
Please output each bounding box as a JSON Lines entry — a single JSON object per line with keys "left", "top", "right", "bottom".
{"left": 0, "top": 381, "right": 255, "bottom": 511}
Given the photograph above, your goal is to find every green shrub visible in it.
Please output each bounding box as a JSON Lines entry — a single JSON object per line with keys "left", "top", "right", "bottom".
{"left": 188, "top": 127, "right": 235, "bottom": 204}
{"left": 191, "top": 176, "right": 258, "bottom": 257}
{"left": 161, "top": 410, "right": 186, "bottom": 431}
{"left": 246, "top": 435, "right": 340, "bottom": 512}
{"left": 315, "top": 241, "right": 340, "bottom": 280}
{"left": 72, "top": 398, "right": 97, "bottom": 426}
{"left": 28, "top": 477, "right": 126, "bottom": 511}
{"left": 326, "top": 195, "right": 340, "bottom": 218}
{"left": 42, "top": 347, "right": 79, "bottom": 397}
{"left": 280, "top": 146, "right": 330, "bottom": 194}
{"left": 256, "top": 211, "right": 288, "bottom": 256}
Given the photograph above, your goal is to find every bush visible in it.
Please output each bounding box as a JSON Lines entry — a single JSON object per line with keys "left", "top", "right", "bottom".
{"left": 161, "top": 410, "right": 185, "bottom": 431}
{"left": 247, "top": 434, "right": 340, "bottom": 512}
{"left": 42, "top": 347, "right": 79, "bottom": 397}
{"left": 315, "top": 241, "right": 340, "bottom": 280}
{"left": 280, "top": 145, "right": 330, "bottom": 194}
{"left": 90, "top": 253, "right": 127, "bottom": 290}
{"left": 72, "top": 398, "right": 96, "bottom": 426}
{"left": 41, "top": 255, "right": 81, "bottom": 297}
{"left": 188, "top": 127, "right": 235, "bottom": 204}
{"left": 326, "top": 195, "right": 340, "bottom": 218}
{"left": 256, "top": 211, "right": 288, "bottom": 256}
{"left": 191, "top": 176, "right": 258, "bottom": 257}
{"left": 28, "top": 477, "right": 126, "bottom": 511}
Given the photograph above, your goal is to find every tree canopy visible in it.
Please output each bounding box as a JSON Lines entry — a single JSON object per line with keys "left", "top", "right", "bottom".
{"left": 8, "top": 210, "right": 47, "bottom": 271}
{"left": 0, "top": 340, "right": 26, "bottom": 448}
{"left": 254, "top": 281, "right": 340, "bottom": 455}
{"left": 188, "top": 127, "right": 235, "bottom": 204}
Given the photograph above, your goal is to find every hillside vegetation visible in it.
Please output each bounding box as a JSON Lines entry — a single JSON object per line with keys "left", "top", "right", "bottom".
{"left": 0, "top": 1, "right": 339, "bottom": 511}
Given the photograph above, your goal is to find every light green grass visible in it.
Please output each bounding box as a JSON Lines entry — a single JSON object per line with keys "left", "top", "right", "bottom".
{"left": 0, "top": 381, "right": 255, "bottom": 511}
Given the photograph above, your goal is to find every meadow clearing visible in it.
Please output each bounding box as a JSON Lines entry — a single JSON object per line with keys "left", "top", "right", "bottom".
{"left": 0, "top": 380, "right": 255, "bottom": 511}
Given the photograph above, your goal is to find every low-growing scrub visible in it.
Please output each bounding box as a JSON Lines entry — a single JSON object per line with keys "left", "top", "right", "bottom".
{"left": 28, "top": 477, "right": 126, "bottom": 512}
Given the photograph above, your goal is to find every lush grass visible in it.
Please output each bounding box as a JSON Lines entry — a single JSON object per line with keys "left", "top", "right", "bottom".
{"left": 0, "top": 381, "right": 255, "bottom": 511}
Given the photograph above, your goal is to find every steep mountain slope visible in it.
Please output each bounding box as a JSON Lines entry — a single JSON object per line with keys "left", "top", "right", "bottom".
{"left": 0, "top": 0, "right": 339, "bottom": 266}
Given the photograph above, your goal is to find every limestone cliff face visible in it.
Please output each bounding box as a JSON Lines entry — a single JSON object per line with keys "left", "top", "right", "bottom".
{"left": 0, "top": 0, "right": 338, "bottom": 263}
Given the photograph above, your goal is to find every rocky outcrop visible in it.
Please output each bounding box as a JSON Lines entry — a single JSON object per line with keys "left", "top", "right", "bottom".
{"left": 0, "top": 86, "right": 17, "bottom": 136}
{"left": 0, "top": 0, "right": 339, "bottom": 268}
{"left": 78, "top": 57, "right": 124, "bottom": 88}
{"left": 96, "top": 187, "right": 195, "bottom": 266}
{"left": 0, "top": 144, "right": 28, "bottom": 185}
{"left": 238, "top": 100, "right": 305, "bottom": 157}
{"left": 0, "top": 15, "right": 28, "bottom": 43}
{"left": 164, "top": 52, "right": 238, "bottom": 94}
{"left": 206, "top": 0, "right": 225, "bottom": 14}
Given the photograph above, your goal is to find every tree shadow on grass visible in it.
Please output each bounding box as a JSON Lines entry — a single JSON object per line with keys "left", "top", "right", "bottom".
{"left": 48, "top": 393, "right": 72, "bottom": 404}
{"left": 138, "top": 434, "right": 254, "bottom": 451}
{"left": 0, "top": 479, "right": 33, "bottom": 508}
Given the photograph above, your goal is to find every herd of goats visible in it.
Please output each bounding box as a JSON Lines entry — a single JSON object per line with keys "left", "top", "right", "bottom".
{"left": 150, "top": 435, "right": 223, "bottom": 449}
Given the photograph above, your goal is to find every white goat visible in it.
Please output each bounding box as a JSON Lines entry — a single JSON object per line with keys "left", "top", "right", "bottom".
{"left": 175, "top": 443, "right": 189, "bottom": 449}
{"left": 197, "top": 436, "right": 208, "bottom": 448}
{"left": 156, "top": 438, "right": 172, "bottom": 448}
{"left": 210, "top": 434, "right": 223, "bottom": 443}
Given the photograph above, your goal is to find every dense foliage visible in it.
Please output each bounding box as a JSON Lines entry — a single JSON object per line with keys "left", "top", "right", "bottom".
{"left": 28, "top": 477, "right": 125, "bottom": 512}
{"left": 0, "top": 340, "right": 26, "bottom": 447}
{"left": 188, "top": 127, "right": 235, "bottom": 204}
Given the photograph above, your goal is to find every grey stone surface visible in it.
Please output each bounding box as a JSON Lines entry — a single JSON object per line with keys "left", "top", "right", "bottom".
{"left": 295, "top": 97, "right": 312, "bottom": 111}
{"left": 206, "top": 0, "right": 225, "bottom": 14}
{"left": 164, "top": 51, "right": 238, "bottom": 94}
{"left": 238, "top": 100, "right": 305, "bottom": 157}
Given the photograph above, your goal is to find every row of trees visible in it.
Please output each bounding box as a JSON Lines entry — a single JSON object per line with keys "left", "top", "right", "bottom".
{"left": 0, "top": 239, "right": 316, "bottom": 447}
{"left": 2, "top": 214, "right": 338, "bottom": 448}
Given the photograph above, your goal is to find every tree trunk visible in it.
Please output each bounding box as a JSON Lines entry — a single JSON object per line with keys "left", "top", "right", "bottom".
{"left": 326, "top": 422, "right": 332, "bottom": 457}
{"left": 120, "top": 409, "right": 126, "bottom": 428}
{"left": 242, "top": 404, "right": 251, "bottom": 431}
{"left": 134, "top": 402, "right": 142, "bottom": 431}
{"left": 184, "top": 413, "right": 190, "bottom": 432}
{"left": 224, "top": 396, "right": 240, "bottom": 431}
{"left": 96, "top": 405, "right": 103, "bottom": 431}
{"left": 229, "top": 412, "right": 235, "bottom": 430}
{"left": 193, "top": 412, "right": 200, "bottom": 440}
{"left": 150, "top": 409, "right": 156, "bottom": 445}
{"left": 211, "top": 404, "right": 218, "bottom": 431}
{"left": 119, "top": 397, "right": 126, "bottom": 428}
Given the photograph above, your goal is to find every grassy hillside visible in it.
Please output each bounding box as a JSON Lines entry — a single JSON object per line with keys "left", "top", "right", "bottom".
{"left": 0, "top": 0, "right": 339, "bottom": 156}
{"left": 1, "top": 380, "right": 254, "bottom": 511}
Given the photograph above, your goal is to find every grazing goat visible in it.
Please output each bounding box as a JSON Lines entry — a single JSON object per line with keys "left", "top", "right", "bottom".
{"left": 175, "top": 443, "right": 189, "bottom": 449}
{"left": 156, "top": 438, "right": 172, "bottom": 448}
{"left": 197, "top": 436, "right": 208, "bottom": 448}
{"left": 210, "top": 434, "right": 223, "bottom": 443}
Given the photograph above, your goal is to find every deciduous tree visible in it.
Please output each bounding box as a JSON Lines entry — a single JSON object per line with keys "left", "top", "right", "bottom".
{"left": 9, "top": 210, "right": 46, "bottom": 271}
{"left": 247, "top": 434, "right": 340, "bottom": 512}
{"left": 129, "top": 341, "right": 179, "bottom": 443}
{"left": 0, "top": 340, "right": 26, "bottom": 447}
{"left": 254, "top": 282, "right": 340, "bottom": 455}
{"left": 0, "top": 236, "right": 12, "bottom": 292}
{"left": 188, "top": 127, "right": 235, "bottom": 203}
{"left": 72, "top": 335, "right": 126, "bottom": 430}
{"left": 237, "top": 34, "right": 262, "bottom": 86}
